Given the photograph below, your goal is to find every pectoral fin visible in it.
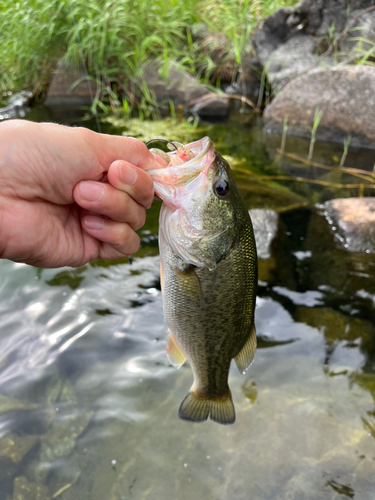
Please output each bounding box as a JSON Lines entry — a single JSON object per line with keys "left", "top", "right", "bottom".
{"left": 167, "top": 330, "right": 186, "bottom": 369}
{"left": 235, "top": 323, "right": 257, "bottom": 374}
{"left": 175, "top": 266, "right": 202, "bottom": 301}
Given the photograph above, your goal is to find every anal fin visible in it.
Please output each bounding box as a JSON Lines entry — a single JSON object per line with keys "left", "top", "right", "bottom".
{"left": 167, "top": 330, "right": 186, "bottom": 369}
{"left": 235, "top": 323, "right": 257, "bottom": 374}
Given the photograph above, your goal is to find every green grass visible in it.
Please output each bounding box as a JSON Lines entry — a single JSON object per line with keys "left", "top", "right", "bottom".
{"left": 0, "top": 0, "right": 299, "bottom": 113}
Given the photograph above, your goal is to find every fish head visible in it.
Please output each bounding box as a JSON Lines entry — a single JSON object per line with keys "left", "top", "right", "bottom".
{"left": 148, "top": 137, "right": 246, "bottom": 270}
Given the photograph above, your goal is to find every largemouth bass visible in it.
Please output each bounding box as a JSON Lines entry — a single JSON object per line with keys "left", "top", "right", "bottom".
{"left": 148, "top": 137, "right": 257, "bottom": 424}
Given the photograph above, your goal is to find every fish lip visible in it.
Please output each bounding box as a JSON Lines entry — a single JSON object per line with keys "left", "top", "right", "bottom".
{"left": 148, "top": 136, "right": 213, "bottom": 175}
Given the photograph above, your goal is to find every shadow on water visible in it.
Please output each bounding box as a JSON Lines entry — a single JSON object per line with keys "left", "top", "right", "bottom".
{"left": 0, "top": 106, "right": 374, "bottom": 500}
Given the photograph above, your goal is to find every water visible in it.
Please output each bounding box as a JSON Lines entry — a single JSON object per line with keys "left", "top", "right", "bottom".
{"left": 0, "top": 109, "right": 374, "bottom": 500}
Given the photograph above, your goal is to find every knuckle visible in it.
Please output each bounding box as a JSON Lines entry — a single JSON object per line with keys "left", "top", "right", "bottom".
{"left": 128, "top": 233, "right": 141, "bottom": 255}
{"left": 134, "top": 209, "right": 146, "bottom": 231}
{"left": 115, "top": 225, "right": 140, "bottom": 255}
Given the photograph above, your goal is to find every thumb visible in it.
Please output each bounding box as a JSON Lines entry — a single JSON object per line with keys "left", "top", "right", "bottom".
{"left": 87, "top": 132, "right": 164, "bottom": 171}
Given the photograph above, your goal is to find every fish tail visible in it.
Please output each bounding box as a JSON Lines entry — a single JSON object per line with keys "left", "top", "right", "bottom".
{"left": 178, "top": 388, "right": 235, "bottom": 425}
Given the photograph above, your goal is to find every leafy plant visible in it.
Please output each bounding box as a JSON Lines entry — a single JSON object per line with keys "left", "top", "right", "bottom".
{"left": 280, "top": 116, "right": 288, "bottom": 153}
{"left": 340, "top": 135, "right": 352, "bottom": 167}
{"left": 308, "top": 108, "right": 323, "bottom": 161}
{"left": 0, "top": 0, "right": 300, "bottom": 117}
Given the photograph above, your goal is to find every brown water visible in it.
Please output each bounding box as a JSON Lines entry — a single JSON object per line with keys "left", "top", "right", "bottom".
{"left": 0, "top": 109, "right": 374, "bottom": 500}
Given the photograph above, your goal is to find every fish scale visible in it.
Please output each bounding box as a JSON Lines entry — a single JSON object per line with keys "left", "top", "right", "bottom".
{"left": 149, "top": 137, "right": 257, "bottom": 424}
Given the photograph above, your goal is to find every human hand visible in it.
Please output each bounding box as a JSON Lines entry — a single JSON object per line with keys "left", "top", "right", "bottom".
{"left": 0, "top": 120, "right": 164, "bottom": 267}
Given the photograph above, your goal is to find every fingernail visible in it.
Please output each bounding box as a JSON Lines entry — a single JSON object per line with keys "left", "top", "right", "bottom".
{"left": 119, "top": 163, "right": 137, "bottom": 185}
{"left": 79, "top": 182, "right": 104, "bottom": 202}
{"left": 152, "top": 152, "right": 169, "bottom": 167}
{"left": 84, "top": 215, "right": 104, "bottom": 230}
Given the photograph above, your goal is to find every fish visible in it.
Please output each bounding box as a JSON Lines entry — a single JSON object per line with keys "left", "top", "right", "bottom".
{"left": 148, "top": 137, "right": 257, "bottom": 424}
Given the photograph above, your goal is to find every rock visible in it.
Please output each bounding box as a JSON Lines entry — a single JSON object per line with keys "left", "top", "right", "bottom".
{"left": 0, "top": 91, "right": 33, "bottom": 120}
{"left": 25, "top": 459, "right": 50, "bottom": 485}
{"left": 249, "top": 209, "right": 279, "bottom": 259}
{"left": 265, "top": 35, "right": 333, "bottom": 90}
{"left": 7, "top": 91, "right": 33, "bottom": 108}
{"left": 233, "top": 55, "right": 263, "bottom": 102}
{"left": 138, "top": 59, "right": 208, "bottom": 106}
{"left": 300, "top": 203, "right": 375, "bottom": 322}
{"left": 190, "top": 96, "right": 229, "bottom": 119}
{"left": 200, "top": 32, "right": 236, "bottom": 84}
{"left": 138, "top": 59, "right": 228, "bottom": 118}
{"left": 12, "top": 476, "right": 49, "bottom": 500}
{"left": 252, "top": 0, "right": 374, "bottom": 89}
{"left": 294, "top": 306, "right": 373, "bottom": 345}
{"left": 45, "top": 60, "right": 98, "bottom": 107}
{"left": 319, "top": 197, "right": 375, "bottom": 252}
{"left": 44, "top": 376, "right": 77, "bottom": 406}
{"left": 0, "top": 394, "right": 38, "bottom": 414}
{"left": 0, "top": 434, "right": 39, "bottom": 464}
{"left": 263, "top": 66, "right": 375, "bottom": 149}
{"left": 40, "top": 411, "right": 93, "bottom": 462}
{"left": 340, "top": 10, "right": 375, "bottom": 63}
{"left": 252, "top": 0, "right": 332, "bottom": 89}
{"left": 46, "top": 454, "right": 81, "bottom": 500}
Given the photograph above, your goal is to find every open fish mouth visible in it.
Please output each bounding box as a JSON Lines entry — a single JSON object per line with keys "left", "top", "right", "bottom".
{"left": 147, "top": 137, "right": 214, "bottom": 174}
{"left": 147, "top": 137, "right": 216, "bottom": 201}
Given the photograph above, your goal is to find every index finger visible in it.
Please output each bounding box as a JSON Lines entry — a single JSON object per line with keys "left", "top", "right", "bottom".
{"left": 107, "top": 159, "right": 154, "bottom": 209}
{"left": 87, "top": 133, "right": 163, "bottom": 171}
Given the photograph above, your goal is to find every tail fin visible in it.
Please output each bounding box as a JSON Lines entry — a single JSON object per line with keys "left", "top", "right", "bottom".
{"left": 178, "top": 389, "right": 235, "bottom": 425}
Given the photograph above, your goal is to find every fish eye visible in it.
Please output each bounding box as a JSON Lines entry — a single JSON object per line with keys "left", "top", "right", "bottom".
{"left": 214, "top": 179, "right": 229, "bottom": 198}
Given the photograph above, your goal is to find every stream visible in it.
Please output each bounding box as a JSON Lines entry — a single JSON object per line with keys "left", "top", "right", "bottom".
{"left": 0, "top": 106, "right": 374, "bottom": 500}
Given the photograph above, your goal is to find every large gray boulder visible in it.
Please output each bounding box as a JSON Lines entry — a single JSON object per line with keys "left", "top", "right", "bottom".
{"left": 45, "top": 61, "right": 98, "bottom": 107}
{"left": 340, "top": 9, "right": 375, "bottom": 62}
{"left": 253, "top": 0, "right": 375, "bottom": 89}
{"left": 138, "top": 60, "right": 229, "bottom": 118}
{"left": 263, "top": 65, "right": 375, "bottom": 149}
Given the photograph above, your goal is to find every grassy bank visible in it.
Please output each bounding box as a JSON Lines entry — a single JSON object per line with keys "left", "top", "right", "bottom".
{"left": 0, "top": 0, "right": 297, "bottom": 107}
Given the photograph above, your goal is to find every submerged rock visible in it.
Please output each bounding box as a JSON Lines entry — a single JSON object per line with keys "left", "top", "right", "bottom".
{"left": 320, "top": 197, "right": 375, "bottom": 253}
{"left": 299, "top": 204, "right": 375, "bottom": 319}
{"left": 294, "top": 306, "right": 373, "bottom": 346}
{"left": 40, "top": 411, "right": 93, "bottom": 462}
{"left": 44, "top": 376, "right": 77, "bottom": 406}
{"left": 0, "top": 394, "right": 38, "bottom": 414}
{"left": 263, "top": 66, "right": 375, "bottom": 149}
{"left": 12, "top": 476, "right": 49, "bottom": 500}
{"left": 0, "top": 434, "right": 39, "bottom": 464}
{"left": 249, "top": 209, "right": 279, "bottom": 259}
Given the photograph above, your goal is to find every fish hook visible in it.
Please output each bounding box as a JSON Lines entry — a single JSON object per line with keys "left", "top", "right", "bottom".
{"left": 145, "top": 138, "right": 179, "bottom": 151}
